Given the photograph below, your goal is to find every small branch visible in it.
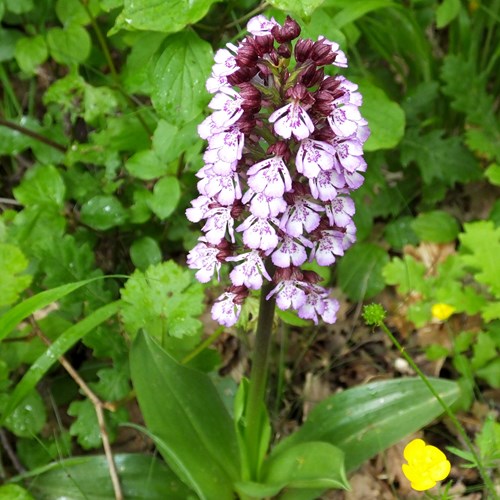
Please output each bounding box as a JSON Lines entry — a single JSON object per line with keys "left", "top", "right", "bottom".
{"left": 0, "top": 428, "right": 25, "bottom": 475}
{"left": 0, "top": 119, "right": 66, "bottom": 153}
{"left": 224, "top": 2, "right": 268, "bottom": 29}
{"left": 32, "top": 322, "right": 123, "bottom": 500}
{"left": 0, "top": 198, "right": 22, "bottom": 206}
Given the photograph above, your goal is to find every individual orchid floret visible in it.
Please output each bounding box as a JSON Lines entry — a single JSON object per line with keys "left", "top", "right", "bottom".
{"left": 211, "top": 286, "right": 248, "bottom": 327}
{"left": 247, "top": 156, "right": 293, "bottom": 198}
{"left": 228, "top": 250, "right": 272, "bottom": 290}
{"left": 186, "top": 13, "right": 369, "bottom": 328}
{"left": 246, "top": 15, "right": 279, "bottom": 36}
{"left": 237, "top": 215, "right": 279, "bottom": 251}
{"left": 325, "top": 195, "right": 355, "bottom": 227}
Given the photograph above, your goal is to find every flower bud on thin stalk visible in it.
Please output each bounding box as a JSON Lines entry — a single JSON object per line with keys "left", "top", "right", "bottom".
{"left": 186, "top": 15, "right": 370, "bottom": 327}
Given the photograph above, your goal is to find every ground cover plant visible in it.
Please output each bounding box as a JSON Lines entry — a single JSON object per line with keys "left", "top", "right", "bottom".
{"left": 0, "top": 0, "right": 499, "bottom": 498}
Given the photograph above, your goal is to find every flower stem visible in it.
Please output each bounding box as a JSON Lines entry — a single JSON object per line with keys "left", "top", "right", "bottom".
{"left": 379, "top": 321, "right": 499, "bottom": 499}
{"left": 245, "top": 281, "right": 276, "bottom": 480}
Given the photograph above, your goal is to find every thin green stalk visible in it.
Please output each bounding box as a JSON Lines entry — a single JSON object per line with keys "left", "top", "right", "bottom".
{"left": 245, "top": 281, "right": 276, "bottom": 480}
{"left": 181, "top": 326, "right": 225, "bottom": 364}
{"left": 379, "top": 320, "right": 499, "bottom": 499}
{"left": 81, "top": 0, "right": 119, "bottom": 82}
{"left": 0, "top": 64, "right": 22, "bottom": 117}
{"left": 0, "top": 118, "right": 66, "bottom": 152}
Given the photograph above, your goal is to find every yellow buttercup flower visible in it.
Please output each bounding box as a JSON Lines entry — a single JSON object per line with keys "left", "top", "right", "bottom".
{"left": 402, "top": 438, "right": 451, "bottom": 491}
{"left": 431, "top": 303, "right": 455, "bottom": 321}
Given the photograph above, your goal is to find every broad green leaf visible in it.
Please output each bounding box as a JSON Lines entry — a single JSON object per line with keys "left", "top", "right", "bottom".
{"left": 0, "top": 28, "right": 23, "bottom": 62}
{"left": 130, "top": 331, "right": 240, "bottom": 499}
{"left": 125, "top": 150, "right": 169, "bottom": 180}
{"left": 272, "top": 377, "right": 460, "bottom": 472}
{"left": 401, "top": 128, "right": 480, "bottom": 185}
{"left": 18, "top": 453, "right": 193, "bottom": 499}
{"left": 16, "top": 432, "right": 71, "bottom": 470}
{"left": 383, "top": 255, "right": 427, "bottom": 295}
{"left": 150, "top": 31, "right": 213, "bottom": 126}
{"left": 411, "top": 210, "right": 460, "bottom": 243}
{"left": 263, "top": 442, "right": 348, "bottom": 490}
{"left": 14, "top": 35, "right": 48, "bottom": 74}
{"left": 383, "top": 216, "right": 419, "bottom": 250}
{"left": 5, "top": 0, "right": 33, "bottom": 14}
{"left": 112, "top": 0, "right": 221, "bottom": 33}
{"left": 13, "top": 165, "right": 65, "bottom": 208}
{"left": 0, "top": 243, "right": 32, "bottom": 307}
{"left": 436, "top": 0, "right": 460, "bottom": 28}
{"left": 90, "top": 361, "right": 131, "bottom": 401}
{"left": 120, "top": 261, "right": 204, "bottom": 340}
{"left": 4, "top": 390, "right": 46, "bottom": 438}
{"left": 485, "top": 163, "right": 500, "bottom": 186}
{"left": 267, "top": 0, "right": 326, "bottom": 18}
{"left": 83, "top": 85, "right": 119, "bottom": 123}
{"left": 46, "top": 24, "right": 91, "bottom": 65}
{"left": 358, "top": 80, "right": 405, "bottom": 151}
{"left": 55, "top": 0, "right": 100, "bottom": 25}
{"left": 337, "top": 243, "right": 389, "bottom": 301}
{"left": 146, "top": 176, "right": 181, "bottom": 220}
{"left": 80, "top": 195, "right": 128, "bottom": 230}
{"left": 68, "top": 399, "right": 128, "bottom": 449}
{"left": 0, "top": 278, "right": 103, "bottom": 343}
{"left": 459, "top": 221, "right": 500, "bottom": 296}
{"left": 476, "top": 359, "right": 500, "bottom": 388}
{"left": 0, "top": 300, "right": 121, "bottom": 425}
{"left": 152, "top": 120, "right": 182, "bottom": 164}
{"left": 0, "top": 485, "right": 34, "bottom": 500}
{"left": 130, "top": 236, "right": 162, "bottom": 270}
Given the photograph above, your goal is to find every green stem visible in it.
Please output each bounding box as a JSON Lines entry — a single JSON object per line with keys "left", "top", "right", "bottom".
{"left": 0, "top": 118, "right": 66, "bottom": 152}
{"left": 245, "top": 281, "right": 276, "bottom": 480}
{"left": 379, "top": 321, "right": 499, "bottom": 499}
{"left": 181, "top": 326, "right": 225, "bottom": 364}
{"left": 81, "top": 0, "right": 119, "bottom": 82}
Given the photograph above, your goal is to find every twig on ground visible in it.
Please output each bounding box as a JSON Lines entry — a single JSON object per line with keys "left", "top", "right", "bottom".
{"left": 31, "top": 319, "right": 123, "bottom": 500}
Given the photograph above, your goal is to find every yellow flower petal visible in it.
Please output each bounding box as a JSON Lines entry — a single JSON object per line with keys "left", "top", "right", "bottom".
{"left": 431, "top": 303, "right": 455, "bottom": 321}
{"left": 402, "top": 439, "right": 451, "bottom": 491}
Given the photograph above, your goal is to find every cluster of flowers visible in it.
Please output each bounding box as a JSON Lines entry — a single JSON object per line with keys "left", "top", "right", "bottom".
{"left": 186, "top": 15, "right": 369, "bottom": 327}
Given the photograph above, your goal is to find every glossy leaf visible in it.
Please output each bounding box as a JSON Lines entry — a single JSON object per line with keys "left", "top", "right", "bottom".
{"left": 150, "top": 31, "right": 213, "bottom": 126}
{"left": 146, "top": 176, "right": 181, "bottom": 220}
{"left": 130, "top": 331, "right": 240, "bottom": 499}
{"left": 358, "top": 79, "right": 405, "bottom": 151}
{"left": 80, "top": 195, "right": 128, "bottom": 230}
{"left": 411, "top": 210, "right": 460, "bottom": 243}
{"left": 337, "top": 242, "right": 389, "bottom": 301}
{"left": 18, "top": 453, "right": 193, "bottom": 499}
{"left": 130, "top": 236, "right": 162, "bottom": 270}
{"left": 272, "top": 377, "right": 460, "bottom": 472}
{"left": 0, "top": 300, "right": 121, "bottom": 425}
{"left": 267, "top": 0, "right": 326, "bottom": 18}
{"left": 112, "top": 0, "right": 220, "bottom": 33}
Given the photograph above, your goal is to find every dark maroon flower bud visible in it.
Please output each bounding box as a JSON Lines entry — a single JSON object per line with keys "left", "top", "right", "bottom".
{"left": 288, "top": 83, "right": 307, "bottom": 100}
{"left": 236, "top": 43, "right": 258, "bottom": 67}
{"left": 267, "top": 141, "right": 291, "bottom": 162}
{"left": 235, "top": 113, "right": 256, "bottom": 134}
{"left": 269, "top": 51, "right": 280, "bottom": 65}
{"left": 229, "top": 285, "right": 249, "bottom": 304}
{"left": 230, "top": 200, "right": 244, "bottom": 218}
{"left": 302, "top": 270, "right": 322, "bottom": 284}
{"left": 320, "top": 76, "right": 342, "bottom": 92}
{"left": 254, "top": 35, "right": 274, "bottom": 56}
{"left": 311, "top": 40, "right": 336, "bottom": 65}
{"left": 271, "top": 16, "right": 301, "bottom": 43}
{"left": 227, "top": 66, "right": 259, "bottom": 85}
{"left": 294, "top": 38, "right": 314, "bottom": 62}
{"left": 277, "top": 43, "right": 291, "bottom": 58}
{"left": 298, "top": 64, "right": 316, "bottom": 86}
{"left": 239, "top": 83, "right": 261, "bottom": 112}
{"left": 308, "top": 67, "right": 324, "bottom": 88}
